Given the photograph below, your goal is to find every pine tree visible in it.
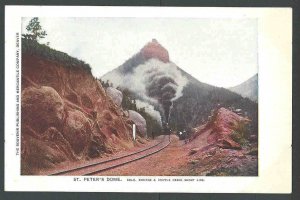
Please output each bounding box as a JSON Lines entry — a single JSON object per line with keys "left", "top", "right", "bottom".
{"left": 23, "top": 17, "right": 47, "bottom": 41}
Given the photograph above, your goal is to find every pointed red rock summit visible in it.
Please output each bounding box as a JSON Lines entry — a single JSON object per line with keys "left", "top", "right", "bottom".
{"left": 141, "top": 39, "right": 169, "bottom": 63}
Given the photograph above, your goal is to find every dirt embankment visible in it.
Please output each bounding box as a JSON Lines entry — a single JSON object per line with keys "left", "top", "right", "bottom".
{"left": 184, "top": 107, "right": 258, "bottom": 176}
{"left": 95, "top": 108, "right": 258, "bottom": 176}
{"left": 21, "top": 54, "right": 144, "bottom": 175}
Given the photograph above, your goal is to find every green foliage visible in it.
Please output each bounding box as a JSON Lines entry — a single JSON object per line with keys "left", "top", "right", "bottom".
{"left": 98, "top": 79, "right": 110, "bottom": 89}
{"left": 235, "top": 121, "right": 248, "bottom": 135}
{"left": 23, "top": 17, "right": 47, "bottom": 41}
{"left": 231, "top": 122, "right": 250, "bottom": 147}
{"left": 247, "top": 146, "right": 258, "bottom": 156}
{"left": 121, "top": 88, "right": 162, "bottom": 137}
{"left": 22, "top": 38, "right": 91, "bottom": 72}
{"left": 231, "top": 131, "right": 248, "bottom": 147}
{"left": 121, "top": 89, "right": 137, "bottom": 111}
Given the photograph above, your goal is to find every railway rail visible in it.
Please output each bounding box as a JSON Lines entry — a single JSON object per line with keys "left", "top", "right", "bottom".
{"left": 49, "top": 135, "right": 170, "bottom": 176}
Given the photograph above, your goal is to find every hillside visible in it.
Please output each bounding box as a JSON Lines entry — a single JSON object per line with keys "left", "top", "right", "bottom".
{"left": 102, "top": 39, "right": 258, "bottom": 136}
{"left": 169, "top": 68, "right": 258, "bottom": 135}
{"left": 21, "top": 39, "right": 145, "bottom": 175}
{"left": 229, "top": 74, "right": 258, "bottom": 102}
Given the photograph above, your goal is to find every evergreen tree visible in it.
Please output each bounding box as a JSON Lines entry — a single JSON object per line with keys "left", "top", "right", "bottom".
{"left": 22, "top": 17, "right": 47, "bottom": 41}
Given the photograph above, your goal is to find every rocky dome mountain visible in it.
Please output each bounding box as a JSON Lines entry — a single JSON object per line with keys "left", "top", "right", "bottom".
{"left": 102, "top": 39, "right": 258, "bottom": 135}
{"left": 228, "top": 74, "right": 258, "bottom": 102}
{"left": 141, "top": 39, "right": 169, "bottom": 62}
{"left": 114, "top": 39, "right": 169, "bottom": 75}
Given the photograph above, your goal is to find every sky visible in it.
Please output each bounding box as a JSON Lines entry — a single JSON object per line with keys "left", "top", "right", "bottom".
{"left": 22, "top": 17, "right": 258, "bottom": 87}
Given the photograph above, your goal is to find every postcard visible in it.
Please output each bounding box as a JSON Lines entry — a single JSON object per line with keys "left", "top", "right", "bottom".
{"left": 5, "top": 6, "right": 292, "bottom": 193}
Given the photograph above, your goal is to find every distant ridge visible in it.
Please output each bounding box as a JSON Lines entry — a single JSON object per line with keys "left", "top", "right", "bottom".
{"left": 229, "top": 74, "right": 258, "bottom": 102}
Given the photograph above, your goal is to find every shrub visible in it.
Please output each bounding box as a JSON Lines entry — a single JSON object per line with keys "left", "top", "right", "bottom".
{"left": 231, "top": 130, "right": 249, "bottom": 147}
{"left": 22, "top": 38, "right": 91, "bottom": 72}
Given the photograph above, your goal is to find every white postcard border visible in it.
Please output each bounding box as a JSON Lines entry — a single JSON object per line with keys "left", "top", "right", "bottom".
{"left": 5, "top": 6, "right": 292, "bottom": 193}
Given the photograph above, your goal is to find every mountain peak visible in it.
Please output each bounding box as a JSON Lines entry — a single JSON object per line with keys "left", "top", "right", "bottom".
{"left": 141, "top": 39, "right": 169, "bottom": 62}
{"left": 228, "top": 74, "right": 258, "bottom": 102}
{"left": 151, "top": 38, "right": 158, "bottom": 43}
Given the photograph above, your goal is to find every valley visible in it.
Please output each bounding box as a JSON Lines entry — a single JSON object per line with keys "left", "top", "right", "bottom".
{"left": 21, "top": 37, "right": 258, "bottom": 176}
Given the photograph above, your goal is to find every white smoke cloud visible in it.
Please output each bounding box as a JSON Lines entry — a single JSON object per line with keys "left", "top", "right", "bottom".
{"left": 102, "top": 58, "right": 189, "bottom": 122}
{"left": 135, "top": 100, "right": 162, "bottom": 125}
{"left": 136, "top": 59, "right": 188, "bottom": 101}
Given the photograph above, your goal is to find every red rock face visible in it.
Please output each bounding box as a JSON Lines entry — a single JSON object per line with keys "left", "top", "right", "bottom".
{"left": 21, "top": 86, "right": 64, "bottom": 134}
{"left": 140, "top": 39, "right": 169, "bottom": 63}
{"left": 21, "top": 53, "right": 138, "bottom": 175}
{"left": 192, "top": 107, "right": 250, "bottom": 149}
{"left": 186, "top": 108, "right": 257, "bottom": 176}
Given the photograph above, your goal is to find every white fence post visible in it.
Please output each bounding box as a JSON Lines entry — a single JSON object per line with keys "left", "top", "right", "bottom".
{"left": 133, "top": 124, "right": 136, "bottom": 140}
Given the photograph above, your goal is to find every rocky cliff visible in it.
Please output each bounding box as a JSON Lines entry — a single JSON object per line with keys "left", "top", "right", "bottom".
{"left": 128, "top": 110, "right": 147, "bottom": 136}
{"left": 21, "top": 49, "right": 139, "bottom": 175}
{"left": 186, "top": 107, "right": 258, "bottom": 176}
{"left": 190, "top": 107, "right": 252, "bottom": 149}
{"left": 106, "top": 87, "right": 123, "bottom": 106}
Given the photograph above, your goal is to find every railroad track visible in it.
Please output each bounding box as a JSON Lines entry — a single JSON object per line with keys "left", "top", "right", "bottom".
{"left": 49, "top": 135, "right": 170, "bottom": 176}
